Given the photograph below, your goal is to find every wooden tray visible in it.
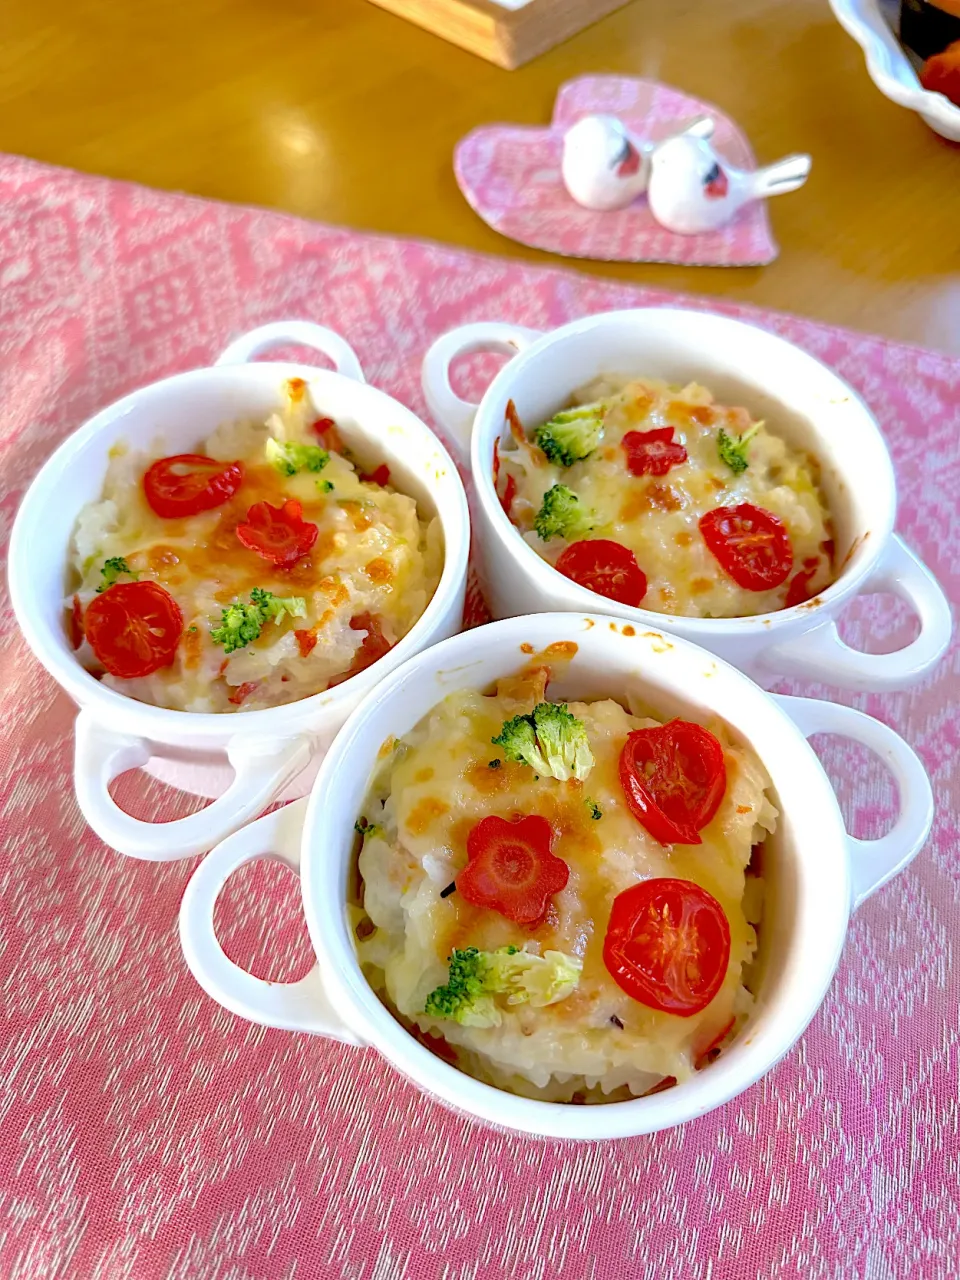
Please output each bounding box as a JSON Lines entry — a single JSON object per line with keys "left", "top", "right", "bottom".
{"left": 368, "top": 0, "right": 632, "bottom": 69}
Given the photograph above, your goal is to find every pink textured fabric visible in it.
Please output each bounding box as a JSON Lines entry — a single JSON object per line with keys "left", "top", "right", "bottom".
{"left": 455, "top": 75, "right": 779, "bottom": 266}
{"left": 1, "top": 151, "right": 958, "bottom": 1280}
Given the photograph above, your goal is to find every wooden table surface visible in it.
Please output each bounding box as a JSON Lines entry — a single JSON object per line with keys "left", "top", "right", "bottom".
{"left": 2, "top": 0, "right": 958, "bottom": 351}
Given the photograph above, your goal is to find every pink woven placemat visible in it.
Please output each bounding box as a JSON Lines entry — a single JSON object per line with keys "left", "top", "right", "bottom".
{"left": 455, "top": 76, "right": 779, "bottom": 266}
{"left": 1, "top": 152, "right": 958, "bottom": 1280}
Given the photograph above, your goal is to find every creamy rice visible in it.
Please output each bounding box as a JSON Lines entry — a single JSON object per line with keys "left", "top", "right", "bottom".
{"left": 354, "top": 662, "right": 774, "bottom": 1103}
{"left": 498, "top": 377, "right": 834, "bottom": 618}
{"left": 68, "top": 379, "right": 442, "bottom": 711}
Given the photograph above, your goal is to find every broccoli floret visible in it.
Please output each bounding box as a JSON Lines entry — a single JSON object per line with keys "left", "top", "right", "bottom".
{"left": 354, "top": 818, "right": 383, "bottom": 838}
{"left": 717, "top": 423, "right": 762, "bottom": 476}
{"left": 96, "top": 556, "right": 139, "bottom": 592}
{"left": 531, "top": 702, "right": 595, "bottom": 782}
{"left": 424, "top": 945, "right": 582, "bottom": 1027}
{"left": 265, "top": 437, "right": 330, "bottom": 476}
{"left": 492, "top": 701, "right": 595, "bottom": 782}
{"left": 533, "top": 484, "right": 594, "bottom": 542}
{"left": 211, "top": 589, "right": 307, "bottom": 654}
{"left": 585, "top": 798, "right": 603, "bottom": 820}
{"left": 535, "top": 402, "right": 606, "bottom": 467}
{"left": 317, "top": 479, "right": 335, "bottom": 493}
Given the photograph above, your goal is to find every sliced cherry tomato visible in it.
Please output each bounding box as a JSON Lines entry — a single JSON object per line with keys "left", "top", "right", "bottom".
{"left": 312, "top": 417, "right": 345, "bottom": 451}
{"left": 458, "top": 814, "right": 568, "bottom": 925}
{"left": 236, "top": 498, "right": 318, "bottom": 566}
{"left": 83, "top": 581, "right": 183, "bottom": 679}
{"left": 327, "top": 613, "right": 393, "bottom": 687}
{"left": 619, "top": 721, "right": 726, "bottom": 846}
{"left": 227, "top": 681, "right": 258, "bottom": 706}
{"left": 492, "top": 438, "right": 501, "bottom": 486}
{"left": 143, "top": 454, "right": 243, "bottom": 519}
{"left": 555, "top": 539, "right": 647, "bottom": 608}
{"left": 500, "top": 472, "right": 517, "bottom": 517}
{"left": 603, "top": 879, "right": 731, "bottom": 1016}
{"left": 784, "top": 556, "right": 822, "bottom": 609}
{"left": 69, "top": 594, "right": 84, "bottom": 649}
{"left": 699, "top": 503, "right": 793, "bottom": 591}
{"left": 622, "top": 427, "right": 688, "bottom": 478}
{"left": 360, "top": 464, "right": 391, "bottom": 486}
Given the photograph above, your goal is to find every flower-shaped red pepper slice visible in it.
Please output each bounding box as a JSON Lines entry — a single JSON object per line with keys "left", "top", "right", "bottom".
{"left": 622, "top": 427, "right": 688, "bottom": 478}
{"left": 236, "top": 498, "right": 318, "bottom": 567}
{"left": 457, "top": 814, "right": 568, "bottom": 925}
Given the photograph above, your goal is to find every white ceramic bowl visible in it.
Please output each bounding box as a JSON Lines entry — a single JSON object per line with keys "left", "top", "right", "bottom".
{"left": 421, "top": 308, "right": 952, "bottom": 692}
{"left": 9, "top": 321, "right": 469, "bottom": 862}
{"left": 830, "top": 0, "right": 960, "bottom": 142}
{"left": 179, "top": 613, "right": 933, "bottom": 1141}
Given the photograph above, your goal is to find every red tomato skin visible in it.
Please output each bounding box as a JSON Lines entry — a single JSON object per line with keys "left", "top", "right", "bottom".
{"left": 622, "top": 428, "right": 688, "bottom": 478}
{"left": 360, "top": 465, "right": 391, "bottom": 486}
{"left": 326, "top": 614, "right": 393, "bottom": 688}
{"left": 69, "top": 594, "right": 84, "bottom": 649}
{"left": 143, "top": 454, "right": 243, "bottom": 519}
{"left": 603, "top": 878, "right": 731, "bottom": 1016}
{"left": 619, "top": 721, "right": 727, "bottom": 846}
{"left": 457, "top": 814, "right": 568, "bottom": 925}
{"left": 227, "top": 681, "right": 258, "bottom": 706}
{"left": 500, "top": 473, "right": 517, "bottom": 517}
{"left": 699, "top": 503, "right": 793, "bottom": 591}
{"left": 784, "top": 556, "right": 822, "bottom": 609}
{"left": 236, "top": 499, "right": 318, "bottom": 567}
{"left": 555, "top": 539, "right": 648, "bottom": 608}
{"left": 83, "top": 581, "right": 184, "bottom": 679}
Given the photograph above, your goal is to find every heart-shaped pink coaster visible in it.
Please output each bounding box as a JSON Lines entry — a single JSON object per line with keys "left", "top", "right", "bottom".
{"left": 455, "top": 75, "right": 778, "bottom": 266}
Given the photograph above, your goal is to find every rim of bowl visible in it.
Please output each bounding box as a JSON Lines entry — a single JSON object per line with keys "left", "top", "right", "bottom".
{"left": 9, "top": 360, "right": 471, "bottom": 736}
{"left": 469, "top": 307, "right": 896, "bottom": 633}
{"left": 300, "top": 612, "right": 852, "bottom": 1141}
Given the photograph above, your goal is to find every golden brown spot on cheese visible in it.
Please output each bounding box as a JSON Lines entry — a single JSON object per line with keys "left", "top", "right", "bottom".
{"left": 406, "top": 796, "right": 450, "bottom": 835}
{"left": 618, "top": 490, "right": 647, "bottom": 522}
{"left": 622, "top": 624, "right": 636, "bottom": 636}
{"left": 340, "top": 501, "right": 373, "bottom": 531}
{"left": 285, "top": 377, "right": 307, "bottom": 403}
{"left": 602, "top": 446, "right": 620, "bottom": 462}
{"left": 377, "top": 735, "right": 397, "bottom": 759}
{"left": 674, "top": 530, "right": 695, "bottom": 548}
{"left": 658, "top": 586, "right": 677, "bottom": 609}
{"left": 465, "top": 760, "right": 526, "bottom": 794}
{"left": 365, "top": 557, "right": 393, "bottom": 585}
{"left": 707, "top": 475, "right": 727, "bottom": 493}
{"left": 414, "top": 767, "right": 435, "bottom": 783}
{"left": 645, "top": 484, "right": 683, "bottom": 513}
{"left": 690, "top": 577, "right": 714, "bottom": 596}
{"left": 736, "top": 805, "right": 752, "bottom": 814}
{"left": 519, "top": 643, "right": 534, "bottom": 654}
{"left": 543, "top": 641, "right": 577, "bottom": 661}
{"left": 181, "top": 626, "right": 202, "bottom": 670}
{"left": 317, "top": 575, "right": 349, "bottom": 606}
{"left": 146, "top": 545, "right": 181, "bottom": 571}
{"left": 496, "top": 666, "right": 549, "bottom": 708}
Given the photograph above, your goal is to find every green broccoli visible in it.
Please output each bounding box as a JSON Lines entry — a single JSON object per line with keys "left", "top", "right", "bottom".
{"left": 317, "top": 479, "right": 335, "bottom": 494}
{"left": 210, "top": 588, "right": 307, "bottom": 654}
{"left": 533, "top": 484, "right": 594, "bottom": 542}
{"left": 717, "top": 423, "right": 762, "bottom": 476}
{"left": 265, "top": 437, "right": 330, "bottom": 476}
{"left": 424, "top": 945, "right": 582, "bottom": 1027}
{"left": 491, "top": 701, "right": 595, "bottom": 782}
{"left": 585, "top": 798, "right": 603, "bottom": 820}
{"left": 534, "top": 402, "right": 606, "bottom": 467}
{"left": 96, "top": 556, "right": 139, "bottom": 592}
{"left": 354, "top": 818, "right": 383, "bottom": 838}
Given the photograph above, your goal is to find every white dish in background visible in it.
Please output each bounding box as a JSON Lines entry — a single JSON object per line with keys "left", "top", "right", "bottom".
{"left": 422, "top": 308, "right": 952, "bottom": 692}
{"left": 178, "top": 613, "right": 934, "bottom": 1141}
{"left": 830, "top": 0, "right": 960, "bottom": 140}
{"left": 9, "top": 321, "right": 470, "bottom": 862}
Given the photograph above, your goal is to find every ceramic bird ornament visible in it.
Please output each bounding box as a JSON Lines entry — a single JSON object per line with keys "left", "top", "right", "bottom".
{"left": 646, "top": 134, "right": 812, "bottom": 235}
{"left": 561, "top": 113, "right": 715, "bottom": 212}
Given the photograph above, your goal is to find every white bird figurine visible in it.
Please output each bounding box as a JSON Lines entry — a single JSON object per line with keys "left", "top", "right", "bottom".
{"left": 646, "top": 134, "right": 811, "bottom": 235}
{"left": 561, "top": 113, "right": 715, "bottom": 212}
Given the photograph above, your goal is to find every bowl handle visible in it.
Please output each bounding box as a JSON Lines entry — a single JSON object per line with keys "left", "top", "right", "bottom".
{"left": 179, "top": 798, "right": 364, "bottom": 1042}
{"left": 421, "top": 322, "right": 541, "bottom": 462}
{"left": 214, "top": 321, "right": 365, "bottom": 383}
{"left": 774, "top": 694, "right": 934, "bottom": 909}
{"left": 73, "top": 709, "right": 313, "bottom": 860}
{"left": 762, "top": 535, "right": 952, "bottom": 692}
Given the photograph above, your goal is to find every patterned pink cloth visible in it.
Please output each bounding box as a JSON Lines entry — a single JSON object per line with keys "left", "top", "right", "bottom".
{"left": 455, "top": 76, "right": 779, "bottom": 266}
{"left": 1, "top": 150, "right": 958, "bottom": 1280}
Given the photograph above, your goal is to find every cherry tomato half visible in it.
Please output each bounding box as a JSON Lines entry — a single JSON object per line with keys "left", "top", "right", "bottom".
{"left": 83, "top": 581, "right": 183, "bottom": 679}
{"left": 327, "top": 614, "right": 393, "bottom": 688}
{"left": 236, "top": 498, "right": 318, "bottom": 566}
{"left": 622, "top": 427, "right": 688, "bottom": 478}
{"left": 359, "top": 464, "right": 391, "bottom": 486}
{"left": 143, "top": 454, "right": 243, "bottom": 519}
{"left": 619, "top": 721, "right": 726, "bottom": 846}
{"left": 699, "top": 503, "right": 793, "bottom": 592}
{"left": 603, "top": 879, "right": 730, "bottom": 1016}
{"left": 457, "top": 814, "right": 568, "bottom": 925}
{"left": 555, "top": 539, "right": 648, "bottom": 607}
